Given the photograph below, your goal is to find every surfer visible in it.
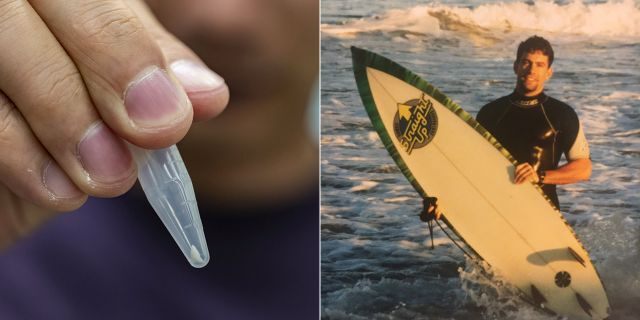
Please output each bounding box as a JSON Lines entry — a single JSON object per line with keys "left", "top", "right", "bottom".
{"left": 421, "top": 35, "right": 590, "bottom": 216}
{"left": 476, "top": 35, "right": 591, "bottom": 209}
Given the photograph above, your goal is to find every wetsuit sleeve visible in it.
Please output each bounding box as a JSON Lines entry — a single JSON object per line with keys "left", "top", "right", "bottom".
{"left": 567, "top": 120, "right": 590, "bottom": 160}
{"left": 559, "top": 108, "right": 590, "bottom": 160}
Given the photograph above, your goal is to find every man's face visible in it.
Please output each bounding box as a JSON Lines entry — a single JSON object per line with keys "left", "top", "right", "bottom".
{"left": 513, "top": 50, "right": 553, "bottom": 96}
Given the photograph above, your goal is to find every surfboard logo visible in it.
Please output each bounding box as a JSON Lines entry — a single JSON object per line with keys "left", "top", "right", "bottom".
{"left": 393, "top": 93, "right": 438, "bottom": 154}
{"left": 555, "top": 271, "right": 571, "bottom": 288}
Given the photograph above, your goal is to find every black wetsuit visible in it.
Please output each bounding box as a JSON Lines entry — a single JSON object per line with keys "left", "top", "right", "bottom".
{"left": 476, "top": 91, "right": 583, "bottom": 208}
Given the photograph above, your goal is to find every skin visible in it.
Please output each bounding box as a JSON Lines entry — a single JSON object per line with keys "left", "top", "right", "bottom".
{"left": 513, "top": 50, "right": 553, "bottom": 97}
{"left": 512, "top": 50, "right": 592, "bottom": 185}
{"left": 0, "top": 0, "right": 318, "bottom": 249}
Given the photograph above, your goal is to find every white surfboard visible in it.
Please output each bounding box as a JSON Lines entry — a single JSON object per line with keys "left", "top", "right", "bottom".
{"left": 351, "top": 47, "right": 609, "bottom": 319}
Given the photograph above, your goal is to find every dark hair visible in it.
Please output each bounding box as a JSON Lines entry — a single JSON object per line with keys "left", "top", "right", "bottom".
{"left": 516, "top": 36, "right": 554, "bottom": 66}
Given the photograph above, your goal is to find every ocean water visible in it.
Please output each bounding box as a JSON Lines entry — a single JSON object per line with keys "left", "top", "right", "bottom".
{"left": 320, "top": 1, "right": 640, "bottom": 319}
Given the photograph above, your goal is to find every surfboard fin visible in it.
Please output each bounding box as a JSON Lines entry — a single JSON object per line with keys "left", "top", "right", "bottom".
{"left": 575, "top": 293, "right": 593, "bottom": 317}
{"left": 530, "top": 284, "right": 547, "bottom": 308}
{"left": 568, "top": 247, "right": 586, "bottom": 267}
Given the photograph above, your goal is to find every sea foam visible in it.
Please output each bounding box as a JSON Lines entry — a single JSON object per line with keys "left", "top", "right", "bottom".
{"left": 322, "top": 0, "right": 640, "bottom": 39}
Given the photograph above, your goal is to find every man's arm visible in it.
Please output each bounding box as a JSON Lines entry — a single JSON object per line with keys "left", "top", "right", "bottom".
{"left": 514, "top": 116, "right": 592, "bottom": 185}
{"left": 541, "top": 158, "right": 592, "bottom": 185}
{"left": 543, "top": 115, "right": 592, "bottom": 185}
{"left": 514, "top": 158, "right": 591, "bottom": 185}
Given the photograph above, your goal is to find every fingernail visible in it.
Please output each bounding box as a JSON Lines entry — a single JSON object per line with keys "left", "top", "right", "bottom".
{"left": 43, "top": 160, "right": 82, "bottom": 198}
{"left": 124, "top": 67, "right": 189, "bottom": 128}
{"left": 78, "top": 122, "right": 133, "bottom": 183}
{"left": 170, "top": 60, "right": 225, "bottom": 93}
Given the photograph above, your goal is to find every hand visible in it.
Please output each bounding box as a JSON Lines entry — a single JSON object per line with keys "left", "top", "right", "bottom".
{"left": 0, "top": 0, "right": 230, "bottom": 249}
{"left": 514, "top": 163, "right": 540, "bottom": 184}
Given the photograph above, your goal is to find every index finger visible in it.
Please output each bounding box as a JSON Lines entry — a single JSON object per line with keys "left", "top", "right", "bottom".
{"left": 31, "top": 0, "right": 192, "bottom": 149}
{"left": 515, "top": 163, "right": 532, "bottom": 175}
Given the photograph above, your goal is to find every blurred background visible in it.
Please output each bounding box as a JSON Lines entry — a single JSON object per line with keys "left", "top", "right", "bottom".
{"left": 0, "top": 0, "right": 319, "bottom": 319}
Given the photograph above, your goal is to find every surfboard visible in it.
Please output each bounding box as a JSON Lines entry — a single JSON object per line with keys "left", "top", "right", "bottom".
{"left": 351, "top": 46, "right": 610, "bottom": 320}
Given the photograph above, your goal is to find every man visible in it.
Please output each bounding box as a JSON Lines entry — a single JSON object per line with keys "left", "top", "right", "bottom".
{"left": 422, "top": 35, "right": 591, "bottom": 220}
{"left": 477, "top": 35, "right": 592, "bottom": 209}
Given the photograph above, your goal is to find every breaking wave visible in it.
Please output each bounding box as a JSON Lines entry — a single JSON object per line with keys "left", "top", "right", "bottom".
{"left": 322, "top": 0, "right": 640, "bottom": 39}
